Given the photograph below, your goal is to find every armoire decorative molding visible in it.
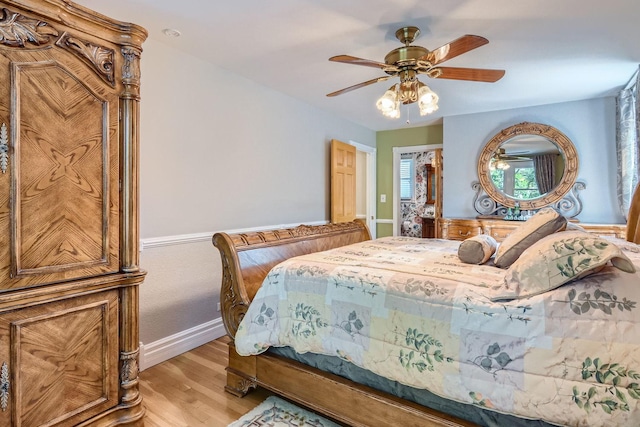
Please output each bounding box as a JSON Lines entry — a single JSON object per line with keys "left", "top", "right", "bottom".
{"left": 0, "top": 1, "right": 147, "bottom": 425}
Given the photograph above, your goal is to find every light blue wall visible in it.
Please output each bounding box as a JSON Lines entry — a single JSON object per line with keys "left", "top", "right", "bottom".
{"left": 443, "top": 98, "right": 624, "bottom": 224}
{"left": 140, "top": 38, "right": 376, "bottom": 239}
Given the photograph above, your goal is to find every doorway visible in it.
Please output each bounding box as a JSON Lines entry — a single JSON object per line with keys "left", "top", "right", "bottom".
{"left": 350, "top": 141, "right": 377, "bottom": 239}
{"left": 392, "top": 144, "right": 442, "bottom": 236}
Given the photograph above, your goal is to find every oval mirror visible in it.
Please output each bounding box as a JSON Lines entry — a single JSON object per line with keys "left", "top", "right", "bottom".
{"left": 477, "top": 122, "right": 579, "bottom": 210}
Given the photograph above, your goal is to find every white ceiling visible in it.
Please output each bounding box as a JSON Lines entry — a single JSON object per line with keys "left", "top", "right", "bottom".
{"left": 74, "top": 0, "right": 640, "bottom": 131}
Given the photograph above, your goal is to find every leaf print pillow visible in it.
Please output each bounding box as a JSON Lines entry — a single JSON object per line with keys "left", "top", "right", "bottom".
{"left": 491, "top": 231, "right": 636, "bottom": 301}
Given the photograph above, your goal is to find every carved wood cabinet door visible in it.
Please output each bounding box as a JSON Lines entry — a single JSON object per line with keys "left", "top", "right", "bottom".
{"left": 0, "top": 290, "right": 119, "bottom": 426}
{"left": 0, "top": 6, "right": 121, "bottom": 292}
{"left": 0, "top": 3, "right": 146, "bottom": 425}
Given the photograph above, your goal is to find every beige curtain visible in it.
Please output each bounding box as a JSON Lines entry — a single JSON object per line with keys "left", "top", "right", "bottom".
{"left": 616, "top": 66, "right": 640, "bottom": 219}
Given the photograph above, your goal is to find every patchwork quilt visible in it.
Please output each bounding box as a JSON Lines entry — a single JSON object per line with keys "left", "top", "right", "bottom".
{"left": 234, "top": 236, "right": 640, "bottom": 426}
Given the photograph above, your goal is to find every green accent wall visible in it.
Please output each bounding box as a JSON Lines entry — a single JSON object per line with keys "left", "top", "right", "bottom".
{"left": 376, "top": 125, "right": 443, "bottom": 237}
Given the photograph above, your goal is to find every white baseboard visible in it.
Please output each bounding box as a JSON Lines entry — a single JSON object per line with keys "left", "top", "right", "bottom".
{"left": 139, "top": 318, "right": 226, "bottom": 371}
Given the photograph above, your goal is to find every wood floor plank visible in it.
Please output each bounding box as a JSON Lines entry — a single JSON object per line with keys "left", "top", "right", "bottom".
{"left": 140, "top": 337, "right": 271, "bottom": 426}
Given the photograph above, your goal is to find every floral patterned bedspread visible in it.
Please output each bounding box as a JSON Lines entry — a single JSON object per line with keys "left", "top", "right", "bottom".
{"left": 234, "top": 236, "right": 640, "bottom": 426}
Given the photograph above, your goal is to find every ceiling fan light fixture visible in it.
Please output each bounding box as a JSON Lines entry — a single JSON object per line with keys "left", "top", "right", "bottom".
{"left": 383, "top": 107, "right": 401, "bottom": 119}
{"left": 417, "top": 83, "right": 439, "bottom": 116}
{"left": 492, "top": 157, "right": 510, "bottom": 170}
{"left": 376, "top": 85, "right": 401, "bottom": 118}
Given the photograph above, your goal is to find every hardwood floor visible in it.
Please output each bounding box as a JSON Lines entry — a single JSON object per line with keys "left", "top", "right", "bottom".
{"left": 140, "top": 336, "right": 272, "bottom": 426}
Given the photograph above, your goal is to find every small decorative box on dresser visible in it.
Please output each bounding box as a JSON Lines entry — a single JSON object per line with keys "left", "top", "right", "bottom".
{"left": 437, "top": 218, "right": 627, "bottom": 242}
{"left": 0, "top": 1, "right": 146, "bottom": 426}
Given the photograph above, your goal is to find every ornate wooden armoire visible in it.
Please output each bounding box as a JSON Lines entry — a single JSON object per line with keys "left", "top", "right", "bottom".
{"left": 0, "top": 1, "right": 146, "bottom": 425}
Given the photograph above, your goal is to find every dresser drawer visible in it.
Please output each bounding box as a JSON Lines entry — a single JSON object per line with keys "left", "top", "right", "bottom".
{"left": 446, "top": 225, "right": 482, "bottom": 240}
{"left": 485, "top": 225, "right": 517, "bottom": 241}
{"left": 581, "top": 224, "right": 627, "bottom": 239}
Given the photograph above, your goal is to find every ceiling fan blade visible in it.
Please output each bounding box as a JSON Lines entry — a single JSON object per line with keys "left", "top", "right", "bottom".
{"left": 329, "top": 55, "right": 389, "bottom": 69}
{"left": 431, "top": 66, "right": 505, "bottom": 82}
{"left": 326, "top": 75, "right": 393, "bottom": 97}
{"left": 424, "top": 35, "right": 489, "bottom": 66}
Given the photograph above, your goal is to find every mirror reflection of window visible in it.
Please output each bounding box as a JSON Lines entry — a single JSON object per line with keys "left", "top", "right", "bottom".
{"left": 430, "top": 167, "right": 437, "bottom": 201}
{"left": 490, "top": 168, "right": 504, "bottom": 191}
{"left": 513, "top": 164, "right": 540, "bottom": 199}
{"left": 492, "top": 159, "right": 540, "bottom": 199}
{"left": 488, "top": 137, "right": 561, "bottom": 200}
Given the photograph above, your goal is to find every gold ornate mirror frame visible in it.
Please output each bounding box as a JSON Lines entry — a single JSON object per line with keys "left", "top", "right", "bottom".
{"left": 477, "top": 122, "right": 579, "bottom": 210}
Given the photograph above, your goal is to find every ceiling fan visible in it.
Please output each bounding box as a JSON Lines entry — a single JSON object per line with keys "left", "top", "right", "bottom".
{"left": 326, "top": 26, "right": 505, "bottom": 118}
{"left": 494, "top": 148, "right": 530, "bottom": 161}
{"left": 491, "top": 148, "right": 529, "bottom": 170}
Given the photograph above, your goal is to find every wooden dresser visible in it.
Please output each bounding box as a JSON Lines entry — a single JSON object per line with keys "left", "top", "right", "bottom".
{"left": 438, "top": 218, "right": 626, "bottom": 242}
{"left": 0, "top": 1, "right": 146, "bottom": 425}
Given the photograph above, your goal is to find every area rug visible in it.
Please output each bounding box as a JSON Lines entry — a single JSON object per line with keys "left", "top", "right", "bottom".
{"left": 228, "top": 396, "right": 341, "bottom": 427}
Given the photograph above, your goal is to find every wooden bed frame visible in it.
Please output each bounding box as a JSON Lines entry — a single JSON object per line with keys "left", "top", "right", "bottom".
{"left": 213, "top": 220, "right": 475, "bottom": 426}
{"left": 212, "top": 187, "right": 640, "bottom": 427}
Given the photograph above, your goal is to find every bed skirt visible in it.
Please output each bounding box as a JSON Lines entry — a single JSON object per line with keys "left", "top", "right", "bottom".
{"left": 269, "top": 347, "right": 557, "bottom": 427}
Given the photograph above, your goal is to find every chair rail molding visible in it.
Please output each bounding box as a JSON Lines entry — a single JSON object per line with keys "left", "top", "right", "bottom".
{"left": 140, "top": 221, "right": 328, "bottom": 250}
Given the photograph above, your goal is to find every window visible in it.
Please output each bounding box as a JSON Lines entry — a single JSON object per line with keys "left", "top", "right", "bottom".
{"left": 400, "top": 157, "right": 415, "bottom": 200}
{"left": 490, "top": 168, "right": 505, "bottom": 191}
{"left": 492, "top": 160, "right": 540, "bottom": 198}
{"left": 513, "top": 166, "right": 540, "bottom": 199}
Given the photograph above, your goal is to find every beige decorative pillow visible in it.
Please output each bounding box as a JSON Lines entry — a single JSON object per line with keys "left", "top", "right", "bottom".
{"left": 458, "top": 235, "right": 498, "bottom": 264}
{"left": 494, "top": 208, "right": 567, "bottom": 268}
{"left": 491, "top": 231, "right": 636, "bottom": 301}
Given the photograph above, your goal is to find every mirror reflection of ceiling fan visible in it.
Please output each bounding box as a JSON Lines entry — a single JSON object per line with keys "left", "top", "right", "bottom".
{"left": 491, "top": 148, "right": 530, "bottom": 170}
{"left": 494, "top": 148, "right": 530, "bottom": 161}
{"left": 326, "top": 26, "right": 505, "bottom": 118}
